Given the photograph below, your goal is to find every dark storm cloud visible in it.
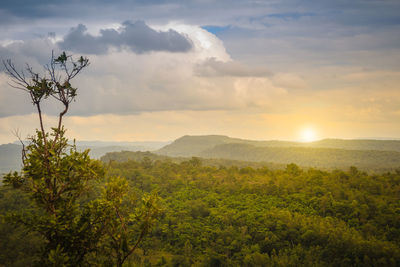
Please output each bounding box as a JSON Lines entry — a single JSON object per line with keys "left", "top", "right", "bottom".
{"left": 58, "top": 21, "right": 192, "bottom": 54}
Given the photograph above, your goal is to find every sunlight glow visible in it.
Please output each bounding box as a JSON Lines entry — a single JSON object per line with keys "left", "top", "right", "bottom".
{"left": 299, "top": 127, "right": 317, "bottom": 142}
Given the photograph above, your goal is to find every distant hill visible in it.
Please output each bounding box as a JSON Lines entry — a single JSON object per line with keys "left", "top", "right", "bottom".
{"left": 74, "top": 140, "right": 169, "bottom": 150}
{"left": 101, "top": 151, "right": 173, "bottom": 163}
{"left": 156, "top": 135, "right": 294, "bottom": 156}
{"left": 156, "top": 135, "right": 239, "bottom": 156}
{"left": 156, "top": 135, "right": 400, "bottom": 171}
{"left": 199, "top": 143, "right": 400, "bottom": 171}
{"left": 305, "top": 139, "right": 400, "bottom": 152}
{"left": 4, "top": 135, "right": 400, "bottom": 174}
{"left": 157, "top": 135, "right": 400, "bottom": 156}
{"left": 0, "top": 144, "right": 23, "bottom": 174}
{"left": 77, "top": 146, "right": 158, "bottom": 159}
{"left": 1, "top": 140, "right": 169, "bottom": 174}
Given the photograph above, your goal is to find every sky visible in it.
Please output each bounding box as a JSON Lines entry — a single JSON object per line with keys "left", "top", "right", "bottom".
{"left": 0, "top": 0, "right": 400, "bottom": 143}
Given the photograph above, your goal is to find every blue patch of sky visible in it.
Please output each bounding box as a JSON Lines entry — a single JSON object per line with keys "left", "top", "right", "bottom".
{"left": 201, "top": 25, "right": 231, "bottom": 35}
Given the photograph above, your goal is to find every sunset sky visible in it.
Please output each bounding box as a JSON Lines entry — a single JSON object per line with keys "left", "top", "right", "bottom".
{"left": 1, "top": 0, "right": 400, "bottom": 143}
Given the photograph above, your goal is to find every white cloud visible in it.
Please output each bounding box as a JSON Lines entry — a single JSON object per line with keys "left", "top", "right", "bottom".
{"left": 1, "top": 23, "right": 283, "bottom": 118}
{"left": 233, "top": 77, "right": 287, "bottom": 107}
{"left": 194, "top": 57, "right": 271, "bottom": 77}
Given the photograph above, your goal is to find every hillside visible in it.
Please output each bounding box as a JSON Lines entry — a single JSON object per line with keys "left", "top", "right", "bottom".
{"left": 155, "top": 135, "right": 400, "bottom": 171}
{"left": 308, "top": 138, "right": 400, "bottom": 152}
{"left": 101, "top": 151, "right": 173, "bottom": 163}
{"left": 101, "top": 150, "right": 287, "bottom": 169}
{"left": 4, "top": 135, "right": 400, "bottom": 174}
{"left": 200, "top": 143, "right": 400, "bottom": 171}
{"left": 157, "top": 135, "right": 400, "bottom": 157}
{"left": 156, "top": 135, "right": 238, "bottom": 156}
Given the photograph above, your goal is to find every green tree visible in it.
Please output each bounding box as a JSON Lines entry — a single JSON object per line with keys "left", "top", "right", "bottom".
{"left": 97, "top": 176, "right": 161, "bottom": 267}
{"left": 2, "top": 52, "right": 160, "bottom": 266}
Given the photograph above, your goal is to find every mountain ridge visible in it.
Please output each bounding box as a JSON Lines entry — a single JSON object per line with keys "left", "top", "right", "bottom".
{"left": 3, "top": 135, "right": 400, "bottom": 174}
{"left": 154, "top": 135, "right": 400, "bottom": 171}
{"left": 156, "top": 134, "right": 400, "bottom": 156}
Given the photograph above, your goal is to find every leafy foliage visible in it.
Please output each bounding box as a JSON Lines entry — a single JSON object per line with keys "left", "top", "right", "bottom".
{"left": 100, "top": 157, "right": 400, "bottom": 266}
{"left": 3, "top": 129, "right": 105, "bottom": 265}
{"left": 90, "top": 177, "right": 161, "bottom": 267}
{"left": 1, "top": 52, "right": 160, "bottom": 266}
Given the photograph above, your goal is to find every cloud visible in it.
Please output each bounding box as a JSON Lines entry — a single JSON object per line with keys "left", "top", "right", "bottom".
{"left": 0, "top": 38, "right": 64, "bottom": 117}
{"left": 0, "top": 24, "right": 285, "bottom": 118}
{"left": 2, "top": 0, "right": 399, "bottom": 27}
{"left": 194, "top": 57, "right": 271, "bottom": 77}
{"left": 272, "top": 73, "right": 307, "bottom": 89}
{"left": 0, "top": 37, "right": 62, "bottom": 73}
{"left": 58, "top": 21, "right": 193, "bottom": 54}
{"left": 233, "top": 77, "right": 287, "bottom": 107}
{"left": 0, "top": 1, "right": 400, "bottom": 143}
{"left": 1, "top": 19, "right": 399, "bottom": 123}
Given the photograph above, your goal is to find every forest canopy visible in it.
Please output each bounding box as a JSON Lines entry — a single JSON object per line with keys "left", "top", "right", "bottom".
{"left": 3, "top": 153, "right": 399, "bottom": 266}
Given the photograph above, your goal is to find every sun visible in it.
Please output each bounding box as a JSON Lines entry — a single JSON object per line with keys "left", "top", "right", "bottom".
{"left": 299, "top": 127, "right": 318, "bottom": 142}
